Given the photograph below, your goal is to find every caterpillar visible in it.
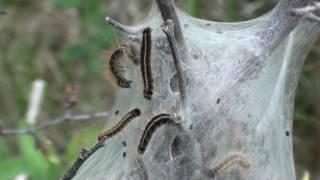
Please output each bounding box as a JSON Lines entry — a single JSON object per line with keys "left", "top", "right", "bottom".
{"left": 208, "top": 154, "right": 250, "bottom": 178}
{"left": 138, "top": 113, "right": 179, "bottom": 154}
{"left": 98, "top": 108, "right": 141, "bottom": 141}
{"left": 140, "top": 28, "right": 153, "bottom": 100}
{"left": 108, "top": 45, "right": 138, "bottom": 88}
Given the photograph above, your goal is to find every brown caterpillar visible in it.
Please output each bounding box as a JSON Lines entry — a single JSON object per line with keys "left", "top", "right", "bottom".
{"left": 108, "top": 45, "right": 138, "bottom": 88}
{"left": 98, "top": 108, "right": 141, "bottom": 141}
{"left": 140, "top": 28, "right": 153, "bottom": 100}
{"left": 138, "top": 113, "right": 179, "bottom": 154}
{"left": 208, "top": 154, "right": 250, "bottom": 178}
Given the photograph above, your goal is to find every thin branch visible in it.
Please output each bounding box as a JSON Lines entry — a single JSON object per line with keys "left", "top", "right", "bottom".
{"left": 293, "top": 2, "right": 320, "bottom": 14}
{"left": 155, "top": 0, "right": 189, "bottom": 107}
{"left": 291, "top": 2, "right": 320, "bottom": 22}
{"left": 162, "top": 19, "right": 187, "bottom": 107}
{"left": 155, "top": 0, "right": 185, "bottom": 47}
{"left": 255, "top": 0, "right": 311, "bottom": 51}
{"left": 306, "top": 13, "right": 320, "bottom": 22}
{"left": 61, "top": 140, "right": 105, "bottom": 180}
{"left": 105, "top": 17, "right": 139, "bottom": 35}
{"left": 0, "top": 112, "right": 109, "bottom": 136}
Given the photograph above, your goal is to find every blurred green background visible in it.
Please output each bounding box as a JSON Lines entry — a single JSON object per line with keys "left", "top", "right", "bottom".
{"left": 0, "top": 0, "right": 319, "bottom": 179}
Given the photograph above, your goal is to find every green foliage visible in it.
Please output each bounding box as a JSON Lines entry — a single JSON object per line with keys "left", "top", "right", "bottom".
{"left": 0, "top": 0, "right": 17, "bottom": 5}
{"left": 187, "top": 0, "right": 200, "bottom": 17}
{"left": 0, "top": 139, "right": 10, "bottom": 159}
{"left": 56, "top": 0, "right": 116, "bottom": 76}
{"left": 18, "top": 134, "right": 49, "bottom": 179}
{"left": 0, "top": 123, "right": 60, "bottom": 179}
{"left": 59, "top": 43, "right": 91, "bottom": 62}
{"left": 66, "top": 127, "right": 101, "bottom": 166}
{"left": 0, "top": 159, "right": 26, "bottom": 180}
{"left": 58, "top": 26, "right": 116, "bottom": 76}
{"left": 49, "top": 0, "right": 82, "bottom": 8}
{"left": 226, "top": 0, "right": 241, "bottom": 21}
{"left": 0, "top": 122, "right": 101, "bottom": 179}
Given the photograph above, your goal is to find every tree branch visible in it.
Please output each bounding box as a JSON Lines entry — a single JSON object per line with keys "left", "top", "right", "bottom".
{"left": 61, "top": 140, "right": 105, "bottom": 180}
{"left": 105, "top": 17, "right": 139, "bottom": 35}
{"left": 162, "top": 19, "right": 187, "bottom": 107}
{"left": 155, "top": 0, "right": 189, "bottom": 108}
{"left": 256, "top": 0, "right": 312, "bottom": 51}
{"left": 155, "top": 0, "right": 185, "bottom": 47}
{"left": 291, "top": 2, "right": 320, "bottom": 22}
{"left": 0, "top": 111, "right": 109, "bottom": 136}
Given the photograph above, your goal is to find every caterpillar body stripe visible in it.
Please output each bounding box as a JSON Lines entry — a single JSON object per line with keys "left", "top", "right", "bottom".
{"left": 108, "top": 45, "right": 137, "bottom": 88}
{"left": 208, "top": 154, "right": 250, "bottom": 178}
{"left": 140, "top": 28, "right": 153, "bottom": 100}
{"left": 138, "top": 113, "right": 179, "bottom": 154}
{"left": 98, "top": 108, "right": 141, "bottom": 141}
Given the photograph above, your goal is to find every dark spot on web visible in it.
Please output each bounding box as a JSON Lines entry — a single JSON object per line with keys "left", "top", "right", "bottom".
{"left": 285, "top": 131, "right": 290, "bottom": 136}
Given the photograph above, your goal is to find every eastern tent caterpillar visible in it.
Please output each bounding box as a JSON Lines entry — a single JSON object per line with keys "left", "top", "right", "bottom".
{"left": 140, "top": 28, "right": 153, "bottom": 100}
{"left": 138, "top": 113, "right": 179, "bottom": 154}
{"left": 209, "top": 154, "right": 250, "bottom": 177}
{"left": 108, "top": 45, "right": 137, "bottom": 88}
{"left": 98, "top": 108, "right": 141, "bottom": 141}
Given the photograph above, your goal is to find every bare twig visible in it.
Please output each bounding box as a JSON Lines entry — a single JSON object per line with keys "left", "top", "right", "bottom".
{"left": 61, "top": 140, "right": 105, "bottom": 180}
{"left": 156, "top": 0, "right": 189, "bottom": 107}
{"left": 105, "top": 17, "right": 139, "bottom": 35}
{"left": 291, "top": 2, "right": 320, "bottom": 22}
{"left": 162, "top": 19, "right": 187, "bottom": 107}
{"left": 292, "top": 2, "right": 320, "bottom": 14}
{"left": 0, "top": 112, "right": 109, "bottom": 136}
{"left": 155, "top": 0, "right": 185, "bottom": 47}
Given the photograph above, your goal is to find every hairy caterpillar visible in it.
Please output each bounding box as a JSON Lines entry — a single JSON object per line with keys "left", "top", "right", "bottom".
{"left": 140, "top": 28, "right": 153, "bottom": 100}
{"left": 108, "top": 45, "right": 138, "bottom": 88}
{"left": 98, "top": 108, "right": 141, "bottom": 141}
{"left": 208, "top": 154, "right": 250, "bottom": 177}
{"left": 138, "top": 113, "right": 179, "bottom": 154}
